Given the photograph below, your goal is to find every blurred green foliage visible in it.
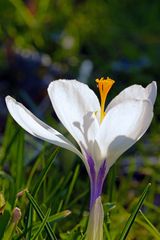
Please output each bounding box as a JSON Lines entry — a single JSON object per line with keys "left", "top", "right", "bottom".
{"left": 0, "top": 0, "right": 160, "bottom": 67}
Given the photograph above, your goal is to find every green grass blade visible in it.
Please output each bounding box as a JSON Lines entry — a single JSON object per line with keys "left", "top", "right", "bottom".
{"left": 26, "top": 191, "right": 56, "bottom": 239}
{"left": 103, "top": 222, "right": 111, "bottom": 240}
{"left": 25, "top": 205, "right": 33, "bottom": 240}
{"left": 107, "top": 164, "right": 116, "bottom": 203}
{"left": 119, "top": 183, "right": 151, "bottom": 240}
{"left": 64, "top": 164, "right": 80, "bottom": 206}
{"left": 139, "top": 210, "right": 160, "bottom": 239}
{"left": 26, "top": 147, "right": 46, "bottom": 189}
{"left": 25, "top": 147, "right": 59, "bottom": 238}
{"left": 0, "top": 116, "right": 19, "bottom": 166}
{"left": 15, "top": 129, "right": 24, "bottom": 192}
{"left": 31, "top": 208, "right": 51, "bottom": 240}
{"left": 31, "top": 147, "right": 59, "bottom": 196}
{"left": 9, "top": 0, "right": 37, "bottom": 27}
{"left": 33, "top": 210, "right": 71, "bottom": 230}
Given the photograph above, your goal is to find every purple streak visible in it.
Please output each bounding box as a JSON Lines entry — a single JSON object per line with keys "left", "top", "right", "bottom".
{"left": 96, "top": 160, "right": 107, "bottom": 198}
{"left": 85, "top": 152, "right": 96, "bottom": 209}
{"left": 86, "top": 152, "right": 107, "bottom": 209}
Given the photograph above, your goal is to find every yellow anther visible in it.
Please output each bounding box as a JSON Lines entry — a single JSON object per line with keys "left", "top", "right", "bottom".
{"left": 96, "top": 77, "right": 115, "bottom": 123}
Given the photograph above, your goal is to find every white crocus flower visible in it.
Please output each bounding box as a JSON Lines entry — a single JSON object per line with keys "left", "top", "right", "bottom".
{"left": 5, "top": 78, "right": 157, "bottom": 240}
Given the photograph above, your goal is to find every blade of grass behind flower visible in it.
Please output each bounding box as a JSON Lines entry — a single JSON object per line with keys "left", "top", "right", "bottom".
{"left": 33, "top": 210, "right": 71, "bottom": 230}
{"left": 138, "top": 210, "right": 160, "bottom": 239}
{"left": 25, "top": 147, "right": 59, "bottom": 238}
{"left": 26, "top": 191, "right": 57, "bottom": 239}
{"left": 0, "top": 209, "right": 11, "bottom": 239}
{"left": 31, "top": 147, "right": 59, "bottom": 196}
{"left": 106, "top": 164, "right": 116, "bottom": 233}
{"left": 107, "top": 164, "right": 116, "bottom": 203}
{"left": 103, "top": 222, "right": 111, "bottom": 240}
{"left": 64, "top": 164, "right": 80, "bottom": 206}
{"left": 119, "top": 183, "right": 151, "bottom": 240}
{"left": 31, "top": 208, "right": 51, "bottom": 240}
{"left": 9, "top": 0, "right": 37, "bottom": 27}
{"left": 52, "top": 200, "right": 64, "bottom": 232}
{"left": 45, "top": 176, "right": 65, "bottom": 203}
{"left": 0, "top": 116, "right": 19, "bottom": 166}
{"left": 14, "top": 129, "right": 24, "bottom": 192}
{"left": 26, "top": 146, "right": 46, "bottom": 189}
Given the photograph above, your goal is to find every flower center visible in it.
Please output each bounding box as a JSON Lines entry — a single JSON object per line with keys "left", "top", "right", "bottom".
{"left": 96, "top": 77, "right": 115, "bottom": 123}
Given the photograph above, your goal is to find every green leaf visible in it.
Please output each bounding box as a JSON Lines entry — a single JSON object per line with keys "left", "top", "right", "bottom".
{"left": 119, "top": 183, "right": 151, "bottom": 240}
{"left": 25, "top": 205, "right": 33, "bottom": 240}
{"left": 8, "top": 0, "right": 37, "bottom": 27}
{"left": 138, "top": 210, "right": 160, "bottom": 239}
{"left": 33, "top": 210, "right": 71, "bottom": 231}
{"left": 103, "top": 222, "right": 111, "bottom": 240}
{"left": 26, "top": 191, "right": 56, "bottom": 239}
{"left": 31, "top": 208, "right": 51, "bottom": 240}
{"left": 31, "top": 147, "right": 59, "bottom": 196}
{"left": 25, "top": 148, "right": 59, "bottom": 238}
{"left": 15, "top": 129, "right": 25, "bottom": 192}
{"left": 64, "top": 164, "right": 80, "bottom": 206}
{"left": 0, "top": 208, "right": 11, "bottom": 239}
{"left": 0, "top": 116, "right": 19, "bottom": 166}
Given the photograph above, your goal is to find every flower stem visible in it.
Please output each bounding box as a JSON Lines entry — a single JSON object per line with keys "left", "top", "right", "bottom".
{"left": 86, "top": 197, "right": 104, "bottom": 240}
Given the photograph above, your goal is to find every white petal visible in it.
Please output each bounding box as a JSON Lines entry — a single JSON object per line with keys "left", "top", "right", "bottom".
{"left": 106, "top": 81, "right": 157, "bottom": 112}
{"left": 5, "top": 96, "right": 82, "bottom": 158}
{"left": 145, "top": 81, "right": 157, "bottom": 105}
{"left": 95, "top": 99, "right": 153, "bottom": 168}
{"left": 48, "top": 79, "right": 100, "bottom": 151}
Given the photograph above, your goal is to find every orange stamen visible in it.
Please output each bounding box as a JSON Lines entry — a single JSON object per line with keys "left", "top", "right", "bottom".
{"left": 96, "top": 77, "right": 115, "bottom": 123}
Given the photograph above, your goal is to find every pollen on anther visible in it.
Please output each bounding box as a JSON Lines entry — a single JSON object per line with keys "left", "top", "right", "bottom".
{"left": 95, "top": 77, "right": 115, "bottom": 123}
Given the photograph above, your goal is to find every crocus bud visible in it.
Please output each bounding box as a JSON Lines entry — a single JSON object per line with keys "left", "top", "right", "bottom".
{"left": 86, "top": 196, "right": 104, "bottom": 240}
{"left": 16, "top": 188, "right": 27, "bottom": 198}
{"left": 12, "top": 207, "right": 21, "bottom": 224}
{"left": 3, "top": 207, "right": 22, "bottom": 239}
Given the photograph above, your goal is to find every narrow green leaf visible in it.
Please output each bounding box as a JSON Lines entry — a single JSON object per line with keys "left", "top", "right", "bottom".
{"left": 31, "top": 208, "right": 51, "bottom": 240}
{"left": 33, "top": 210, "right": 71, "bottom": 231}
{"left": 15, "top": 129, "right": 24, "bottom": 192}
{"left": 32, "top": 147, "right": 59, "bottom": 196}
{"left": 103, "top": 222, "right": 111, "bottom": 240}
{"left": 0, "top": 116, "right": 19, "bottom": 166}
{"left": 26, "top": 191, "right": 56, "bottom": 239}
{"left": 119, "top": 183, "right": 151, "bottom": 240}
{"left": 26, "top": 148, "right": 45, "bottom": 189}
{"left": 8, "top": 0, "right": 37, "bottom": 27}
{"left": 64, "top": 164, "right": 80, "bottom": 206}
{"left": 139, "top": 210, "right": 160, "bottom": 239}
{"left": 25, "top": 205, "right": 33, "bottom": 240}
{"left": 25, "top": 148, "right": 59, "bottom": 239}
{"left": 107, "top": 164, "right": 116, "bottom": 202}
{"left": 0, "top": 210, "right": 11, "bottom": 239}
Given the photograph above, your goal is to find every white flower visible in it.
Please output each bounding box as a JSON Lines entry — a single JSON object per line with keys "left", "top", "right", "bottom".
{"left": 5, "top": 78, "right": 157, "bottom": 240}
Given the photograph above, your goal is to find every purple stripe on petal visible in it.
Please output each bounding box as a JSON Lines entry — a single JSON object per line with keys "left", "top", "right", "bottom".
{"left": 96, "top": 160, "right": 107, "bottom": 198}
{"left": 86, "top": 152, "right": 96, "bottom": 182}
{"left": 84, "top": 151, "right": 108, "bottom": 210}
{"left": 85, "top": 152, "right": 96, "bottom": 209}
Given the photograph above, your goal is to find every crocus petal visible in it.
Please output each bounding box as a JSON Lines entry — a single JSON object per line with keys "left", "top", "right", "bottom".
{"left": 86, "top": 196, "right": 104, "bottom": 240}
{"left": 145, "top": 81, "right": 157, "bottom": 105}
{"left": 106, "top": 81, "right": 157, "bottom": 112}
{"left": 5, "top": 96, "right": 83, "bottom": 159}
{"left": 48, "top": 79, "right": 100, "bottom": 151}
{"left": 95, "top": 99, "right": 153, "bottom": 168}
